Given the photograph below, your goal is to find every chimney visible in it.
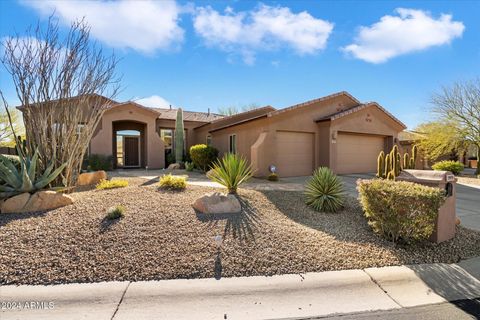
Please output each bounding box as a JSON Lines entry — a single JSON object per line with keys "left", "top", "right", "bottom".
{"left": 169, "top": 104, "right": 172, "bottom": 110}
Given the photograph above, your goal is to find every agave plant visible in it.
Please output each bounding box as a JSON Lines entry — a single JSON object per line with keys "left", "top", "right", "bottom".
{"left": 305, "top": 167, "right": 344, "bottom": 213}
{"left": 208, "top": 153, "right": 253, "bottom": 194}
{"left": 0, "top": 148, "right": 66, "bottom": 198}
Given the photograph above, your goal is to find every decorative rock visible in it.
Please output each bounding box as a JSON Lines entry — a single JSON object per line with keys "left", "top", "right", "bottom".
{"left": 206, "top": 169, "right": 215, "bottom": 179}
{"left": 456, "top": 217, "right": 461, "bottom": 225}
{"left": 168, "top": 163, "right": 181, "bottom": 170}
{"left": 193, "top": 192, "right": 241, "bottom": 214}
{"left": 77, "top": 170, "right": 107, "bottom": 186}
{"left": 0, "top": 191, "right": 74, "bottom": 213}
{"left": 1, "top": 193, "right": 31, "bottom": 213}
{"left": 23, "top": 191, "right": 74, "bottom": 212}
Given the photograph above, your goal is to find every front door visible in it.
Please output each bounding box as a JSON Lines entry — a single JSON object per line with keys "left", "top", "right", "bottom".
{"left": 124, "top": 136, "right": 140, "bottom": 167}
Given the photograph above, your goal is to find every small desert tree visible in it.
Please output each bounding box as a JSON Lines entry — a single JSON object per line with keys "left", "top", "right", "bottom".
{"left": 432, "top": 79, "right": 480, "bottom": 174}
{"left": 415, "top": 121, "right": 468, "bottom": 162}
{"left": 0, "top": 17, "right": 120, "bottom": 187}
{"left": 175, "top": 108, "right": 184, "bottom": 163}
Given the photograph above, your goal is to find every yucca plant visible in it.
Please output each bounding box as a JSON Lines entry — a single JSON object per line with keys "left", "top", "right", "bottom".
{"left": 208, "top": 153, "right": 253, "bottom": 194}
{"left": 305, "top": 167, "right": 344, "bottom": 213}
{"left": 0, "top": 148, "right": 66, "bottom": 198}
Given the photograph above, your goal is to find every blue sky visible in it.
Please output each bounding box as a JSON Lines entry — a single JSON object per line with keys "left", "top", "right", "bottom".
{"left": 1, "top": 0, "right": 479, "bottom": 129}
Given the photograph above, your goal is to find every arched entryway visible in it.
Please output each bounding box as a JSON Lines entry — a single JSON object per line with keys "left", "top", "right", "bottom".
{"left": 112, "top": 121, "right": 147, "bottom": 169}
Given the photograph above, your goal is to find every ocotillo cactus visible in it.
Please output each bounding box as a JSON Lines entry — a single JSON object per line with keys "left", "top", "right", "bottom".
{"left": 377, "top": 151, "right": 385, "bottom": 178}
{"left": 175, "top": 108, "right": 184, "bottom": 163}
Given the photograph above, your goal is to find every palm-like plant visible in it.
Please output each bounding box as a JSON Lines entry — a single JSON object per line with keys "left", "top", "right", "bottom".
{"left": 305, "top": 167, "right": 344, "bottom": 213}
{"left": 0, "top": 148, "right": 66, "bottom": 198}
{"left": 208, "top": 153, "right": 253, "bottom": 194}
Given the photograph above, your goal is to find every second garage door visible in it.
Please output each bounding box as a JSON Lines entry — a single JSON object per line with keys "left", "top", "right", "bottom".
{"left": 336, "top": 133, "right": 385, "bottom": 174}
{"left": 275, "top": 131, "right": 314, "bottom": 177}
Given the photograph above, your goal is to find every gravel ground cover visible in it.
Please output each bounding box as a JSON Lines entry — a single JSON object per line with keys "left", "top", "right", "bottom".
{"left": 1, "top": 177, "right": 480, "bottom": 285}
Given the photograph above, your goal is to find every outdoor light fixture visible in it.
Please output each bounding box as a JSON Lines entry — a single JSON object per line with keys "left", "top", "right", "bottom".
{"left": 269, "top": 165, "right": 277, "bottom": 174}
{"left": 214, "top": 235, "right": 223, "bottom": 249}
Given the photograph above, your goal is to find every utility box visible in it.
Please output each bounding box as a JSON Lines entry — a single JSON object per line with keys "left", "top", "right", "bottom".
{"left": 397, "top": 169, "right": 457, "bottom": 243}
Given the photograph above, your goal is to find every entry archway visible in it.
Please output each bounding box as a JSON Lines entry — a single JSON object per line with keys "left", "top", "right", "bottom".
{"left": 112, "top": 121, "right": 147, "bottom": 169}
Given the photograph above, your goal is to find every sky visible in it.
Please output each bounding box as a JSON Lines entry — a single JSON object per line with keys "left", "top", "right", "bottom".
{"left": 0, "top": 0, "right": 479, "bottom": 129}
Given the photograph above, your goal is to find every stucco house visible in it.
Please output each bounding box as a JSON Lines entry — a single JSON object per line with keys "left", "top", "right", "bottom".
{"left": 21, "top": 91, "right": 407, "bottom": 177}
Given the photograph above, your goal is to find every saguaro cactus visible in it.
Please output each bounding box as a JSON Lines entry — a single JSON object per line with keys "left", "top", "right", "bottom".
{"left": 384, "top": 153, "right": 391, "bottom": 178}
{"left": 377, "top": 151, "right": 385, "bottom": 178}
{"left": 410, "top": 145, "right": 418, "bottom": 169}
{"left": 403, "top": 153, "right": 410, "bottom": 170}
{"left": 175, "top": 108, "right": 184, "bottom": 163}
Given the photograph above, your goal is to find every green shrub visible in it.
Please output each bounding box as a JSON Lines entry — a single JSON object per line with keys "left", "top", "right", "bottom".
{"left": 185, "top": 161, "right": 195, "bottom": 171}
{"left": 106, "top": 205, "right": 125, "bottom": 220}
{"left": 190, "top": 144, "right": 219, "bottom": 171}
{"left": 159, "top": 174, "right": 187, "bottom": 191}
{"left": 432, "top": 160, "right": 464, "bottom": 175}
{"left": 357, "top": 179, "right": 445, "bottom": 243}
{"left": 84, "top": 154, "right": 113, "bottom": 171}
{"left": 304, "top": 167, "right": 344, "bottom": 213}
{"left": 166, "top": 152, "right": 176, "bottom": 166}
{"left": 267, "top": 173, "right": 279, "bottom": 181}
{"left": 208, "top": 153, "right": 253, "bottom": 194}
{"left": 96, "top": 179, "right": 128, "bottom": 190}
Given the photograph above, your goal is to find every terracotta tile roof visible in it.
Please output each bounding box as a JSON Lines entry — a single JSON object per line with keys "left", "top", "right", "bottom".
{"left": 267, "top": 91, "right": 360, "bottom": 117}
{"left": 152, "top": 108, "right": 224, "bottom": 122}
{"left": 315, "top": 102, "right": 407, "bottom": 129}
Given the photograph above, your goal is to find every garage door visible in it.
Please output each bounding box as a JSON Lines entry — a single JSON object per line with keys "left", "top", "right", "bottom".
{"left": 275, "top": 131, "right": 314, "bottom": 177}
{"left": 336, "top": 133, "right": 385, "bottom": 174}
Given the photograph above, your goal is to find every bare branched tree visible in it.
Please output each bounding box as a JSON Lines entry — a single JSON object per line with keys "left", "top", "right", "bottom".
{"left": 218, "top": 103, "right": 260, "bottom": 116}
{"left": 0, "top": 17, "right": 120, "bottom": 187}
{"left": 432, "top": 78, "right": 480, "bottom": 174}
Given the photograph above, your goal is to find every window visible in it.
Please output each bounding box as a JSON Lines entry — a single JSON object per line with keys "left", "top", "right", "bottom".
{"left": 229, "top": 134, "right": 236, "bottom": 154}
{"left": 160, "top": 129, "right": 173, "bottom": 150}
{"left": 206, "top": 134, "right": 212, "bottom": 146}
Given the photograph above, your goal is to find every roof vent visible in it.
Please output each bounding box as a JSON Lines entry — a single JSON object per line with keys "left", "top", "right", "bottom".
{"left": 208, "top": 108, "right": 210, "bottom": 116}
{"left": 169, "top": 104, "right": 172, "bottom": 110}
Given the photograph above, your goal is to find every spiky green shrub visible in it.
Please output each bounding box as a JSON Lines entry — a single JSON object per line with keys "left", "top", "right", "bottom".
{"left": 175, "top": 108, "right": 184, "bottom": 163}
{"left": 185, "top": 161, "right": 195, "bottom": 172}
{"left": 208, "top": 153, "right": 253, "bottom": 194}
{"left": 106, "top": 205, "right": 125, "bottom": 220}
{"left": 432, "top": 160, "right": 464, "bottom": 175}
{"left": 0, "top": 149, "right": 66, "bottom": 199}
{"left": 305, "top": 167, "right": 344, "bottom": 213}
{"left": 357, "top": 179, "right": 445, "bottom": 243}
{"left": 159, "top": 174, "right": 187, "bottom": 191}
{"left": 96, "top": 179, "right": 128, "bottom": 190}
{"left": 190, "top": 144, "right": 219, "bottom": 171}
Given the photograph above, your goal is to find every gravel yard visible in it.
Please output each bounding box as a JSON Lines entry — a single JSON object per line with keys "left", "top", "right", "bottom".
{"left": 1, "top": 177, "right": 480, "bottom": 285}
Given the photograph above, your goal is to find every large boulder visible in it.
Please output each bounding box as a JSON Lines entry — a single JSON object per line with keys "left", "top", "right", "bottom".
{"left": 168, "top": 163, "right": 181, "bottom": 170}
{"left": 77, "top": 170, "right": 107, "bottom": 186}
{"left": 0, "top": 191, "right": 74, "bottom": 213}
{"left": 193, "top": 192, "right": 241, "bottom": 214}
{"left": 0, "top": 193, "right": 31, "bottom": 213}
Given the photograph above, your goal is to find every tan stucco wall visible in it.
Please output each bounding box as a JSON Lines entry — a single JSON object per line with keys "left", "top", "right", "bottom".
{"left": 90, "top": 103, "right": 165, "bottom": 168}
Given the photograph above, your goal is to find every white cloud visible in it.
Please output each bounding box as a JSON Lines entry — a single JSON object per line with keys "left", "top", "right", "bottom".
{"left": 193, "top": 4, "right": 333, "bottom": 64}
{"left": 343, "top": 8, "right": 465, "bottom": 63}
{"left": 22, "top": 0, "right": 184, "bottom": 54}
{"left": 135, "top": 95, "right": 173, "bottom": 109}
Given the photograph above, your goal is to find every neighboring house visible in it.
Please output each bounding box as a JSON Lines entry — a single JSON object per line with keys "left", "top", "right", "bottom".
{"left": 19, "top": 91, "right": 407, "bottom": 177}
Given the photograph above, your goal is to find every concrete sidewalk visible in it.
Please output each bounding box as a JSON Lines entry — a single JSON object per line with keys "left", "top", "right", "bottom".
{"left": 1, "top": 258, "right": 479, "bottom": 320}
